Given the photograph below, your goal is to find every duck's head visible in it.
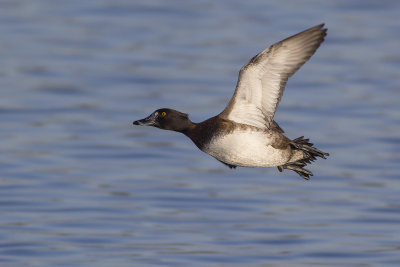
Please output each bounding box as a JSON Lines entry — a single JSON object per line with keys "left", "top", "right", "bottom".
{"left": 133, "top": 108, "right": 191, "bottom": 132}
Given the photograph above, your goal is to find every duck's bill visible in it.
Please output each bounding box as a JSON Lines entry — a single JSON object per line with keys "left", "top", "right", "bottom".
{"left": 133, "top": 114, "right": 156, "bottom": 126}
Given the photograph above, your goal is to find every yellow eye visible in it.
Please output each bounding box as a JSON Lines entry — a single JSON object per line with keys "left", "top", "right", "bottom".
{"left": 161, "top": 112, "right": 166, "bottom": 117}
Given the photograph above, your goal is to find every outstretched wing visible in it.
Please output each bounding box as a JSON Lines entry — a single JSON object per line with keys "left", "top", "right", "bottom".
{"left": 219, "top": 24, "right": 327, "bottom": 129}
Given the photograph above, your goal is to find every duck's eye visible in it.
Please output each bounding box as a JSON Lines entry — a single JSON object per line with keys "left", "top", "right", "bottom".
{"left": 161, "top": 112, "right": 166, "bottom": 117}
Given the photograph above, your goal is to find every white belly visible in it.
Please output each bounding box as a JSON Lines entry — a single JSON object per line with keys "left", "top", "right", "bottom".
{"left": 202, "top": 130, "right": 291, "bottom": 167}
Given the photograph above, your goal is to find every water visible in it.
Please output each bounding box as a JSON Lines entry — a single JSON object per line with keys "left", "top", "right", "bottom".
{"left": 1, "top": 0, "right": 400, "bottom": 266}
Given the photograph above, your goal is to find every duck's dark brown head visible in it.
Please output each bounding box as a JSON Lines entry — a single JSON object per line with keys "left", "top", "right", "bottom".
{"left": 133, "top": 108, "right": 192, "bottom": 132}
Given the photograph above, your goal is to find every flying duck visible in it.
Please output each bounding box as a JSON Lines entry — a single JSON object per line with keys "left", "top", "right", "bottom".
{"left": 133, "top": 24, "right": 329, "bottom": 180}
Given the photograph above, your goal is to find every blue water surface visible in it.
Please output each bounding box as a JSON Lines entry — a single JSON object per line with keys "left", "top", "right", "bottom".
{"left": 0, "top": 0, "right": 400, "bottom": 266}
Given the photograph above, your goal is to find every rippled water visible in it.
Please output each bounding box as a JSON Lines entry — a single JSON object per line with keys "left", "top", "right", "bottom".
{"left": 1, "top": 0, "right": 400, "bottom": 266}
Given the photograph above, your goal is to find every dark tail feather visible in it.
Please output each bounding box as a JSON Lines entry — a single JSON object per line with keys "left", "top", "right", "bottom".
{"left": 278, "top": 136, "right": 329, "bottom": 180}
{"left": 290, "top": 136, "right": 329, "bottom": 159}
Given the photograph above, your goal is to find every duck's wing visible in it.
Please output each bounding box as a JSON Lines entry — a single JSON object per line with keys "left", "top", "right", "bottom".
{"left": 219, "top": 24, "right": 327, "bottom": 130}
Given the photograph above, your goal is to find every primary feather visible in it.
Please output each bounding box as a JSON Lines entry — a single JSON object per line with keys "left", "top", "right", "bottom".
{"left": 220, "top": 24, "right": 327, "bottom": 129}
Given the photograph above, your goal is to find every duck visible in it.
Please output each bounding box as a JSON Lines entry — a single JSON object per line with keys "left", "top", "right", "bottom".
{"left": 133, "top": 24, "right": 329, "bottom": 180}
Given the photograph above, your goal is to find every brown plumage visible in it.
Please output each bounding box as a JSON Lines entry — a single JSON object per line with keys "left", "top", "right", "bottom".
{"left": 133, "top": 24, "right": 329, "bottom": 180}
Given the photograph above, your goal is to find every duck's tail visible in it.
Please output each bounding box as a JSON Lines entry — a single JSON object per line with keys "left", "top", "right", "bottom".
{"left": 277, "top": 136, "right": 329, "bottom": 180}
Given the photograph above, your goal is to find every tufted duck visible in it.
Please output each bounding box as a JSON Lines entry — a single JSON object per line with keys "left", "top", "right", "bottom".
{"left": 133, "top": 24, "right": 329, "bottom": 180}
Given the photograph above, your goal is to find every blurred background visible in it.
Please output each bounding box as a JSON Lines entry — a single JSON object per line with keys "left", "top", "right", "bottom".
{"left": 0, "top": 0, "right": 399, "bottom": 266}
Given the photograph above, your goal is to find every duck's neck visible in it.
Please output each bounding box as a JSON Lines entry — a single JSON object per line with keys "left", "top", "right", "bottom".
{"left": 181, "top": 118, "right": 219, "bottom": 151}
{"left": 179, "top": 122, "right": 205, "bottom": 149}
{"left": 179, "top": 121, "right": 197, "bottom": 135}
{"left": 165, "top": 117, "right": 194, "bottom": 133}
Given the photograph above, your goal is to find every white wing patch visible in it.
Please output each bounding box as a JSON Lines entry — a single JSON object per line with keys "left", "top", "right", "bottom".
{"left": 220, "top": 24, "right": 327, "bottom": 130}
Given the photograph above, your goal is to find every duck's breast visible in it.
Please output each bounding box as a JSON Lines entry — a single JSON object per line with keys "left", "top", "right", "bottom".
{"left": 202, "top": 129, "right": 291, "bottom": 167}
